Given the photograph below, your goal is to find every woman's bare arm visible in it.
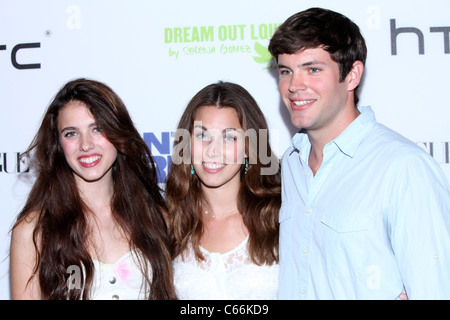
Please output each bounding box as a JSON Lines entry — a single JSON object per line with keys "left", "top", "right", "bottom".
{"left": 10, "top": 213, "right": 41, "bottom": 299}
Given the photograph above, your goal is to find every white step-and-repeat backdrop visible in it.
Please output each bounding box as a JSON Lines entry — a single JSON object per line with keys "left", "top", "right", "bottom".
{"left": 1, "top": 0, "right": 449, "bottom": 299}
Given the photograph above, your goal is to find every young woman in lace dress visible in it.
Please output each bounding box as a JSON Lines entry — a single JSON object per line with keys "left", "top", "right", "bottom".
{"left": 10, "top": 79, "right": 177, "bottom": 300}
{"left": 165, "top": 81, "right": 281, "bottom": 299}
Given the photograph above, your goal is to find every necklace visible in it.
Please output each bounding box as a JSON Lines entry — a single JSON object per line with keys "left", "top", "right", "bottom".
{"left": 203, "top": 208, "right": 238, "bottom": 219}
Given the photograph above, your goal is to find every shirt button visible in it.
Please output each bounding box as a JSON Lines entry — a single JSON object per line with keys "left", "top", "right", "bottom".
{"left": 306, "top": 208, "right": 312, "bottom": 214}
{"left": 302, "top": 248, "right": 308, "bottom": 254}
{"left": 305, "top": 171, "right": 310, "bottom": 176}
{"left": 112, "top": 294, "right": 119, "bottom": 300}
{"left": 109, "top": 276, "right": 116, "bottom": 284}
{"left": 301, "top": 289, "right": 306, "bottom": 295}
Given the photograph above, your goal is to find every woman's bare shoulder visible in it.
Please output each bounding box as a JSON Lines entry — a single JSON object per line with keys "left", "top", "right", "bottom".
{"left": 11, "top": 210, "right": 41, "bottom": 244}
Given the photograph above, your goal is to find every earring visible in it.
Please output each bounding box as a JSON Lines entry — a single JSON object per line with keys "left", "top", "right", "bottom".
{"left": 190, "top": 164, "right": 195, "bottom": 175}
{"left": 244, "top": 157, "right": 249, "bottom": 175}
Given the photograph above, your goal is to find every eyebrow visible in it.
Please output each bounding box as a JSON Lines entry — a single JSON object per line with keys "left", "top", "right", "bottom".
{"left": 60, "top": 122, "right": 98, "bottom": 133}
{"left": 60, "top": 126, "right": 76, "bottom": 133}
{"left": 193, "top": 124, "right": 207, "bottom": 131}
{"left": 193, "top": 124, "right": 239, "bottom": 133}
{"left": 278, "top": 60, "right": 326, "bottom": 69}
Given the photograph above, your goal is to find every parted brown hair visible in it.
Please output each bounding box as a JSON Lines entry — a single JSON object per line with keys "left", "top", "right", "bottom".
{"left": 13, "top": 78, "right": 177, "bottom": 299}
{"left": 165, "top": 81, "right": 281, "bottom": 265}
{"left": 268, "top": 7, "right": 367, "bottom": 105}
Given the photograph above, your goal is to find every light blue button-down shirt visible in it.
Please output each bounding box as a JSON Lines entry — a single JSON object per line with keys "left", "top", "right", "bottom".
{"left": 278, "top": 106, "right": 450, "bottom": 299}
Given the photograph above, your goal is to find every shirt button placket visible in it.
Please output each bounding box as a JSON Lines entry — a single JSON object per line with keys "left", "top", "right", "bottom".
{"left": 109, "top": 268, "right": 118, "bottom": 300}
{"left": 303, "top": 177, "right": 314, "bottom": 300}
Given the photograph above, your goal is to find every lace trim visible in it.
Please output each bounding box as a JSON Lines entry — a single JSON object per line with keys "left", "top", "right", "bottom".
{"left": 182, "top": 235, "right": 251, "bottom": 273}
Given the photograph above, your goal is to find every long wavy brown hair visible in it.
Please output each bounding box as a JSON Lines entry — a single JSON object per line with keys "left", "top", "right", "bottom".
{"left": 165, "top": 81, "right": 281, "bottom": 265}
{"left": 13, "top": 78, "right": 177, "bottom": 299}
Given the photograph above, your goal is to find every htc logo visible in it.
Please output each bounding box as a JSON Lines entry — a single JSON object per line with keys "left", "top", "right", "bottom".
{"left": 391, "top": 19, "right": 450, "bottom": 55}
{"left": 0, "top": 42, "right": 41, "bottom": 70}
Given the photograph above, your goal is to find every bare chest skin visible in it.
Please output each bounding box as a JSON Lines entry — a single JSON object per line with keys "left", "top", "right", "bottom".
{"left": 87, "top": 208, "right": 131, "bottom": 264}
{"left": 200, "top": 213, "right": 248, "bottom": 254}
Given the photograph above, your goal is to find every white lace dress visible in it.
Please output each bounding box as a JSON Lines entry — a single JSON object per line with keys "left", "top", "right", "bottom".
{"left": 173, "top": 236, "right": 279, "bottom": 300}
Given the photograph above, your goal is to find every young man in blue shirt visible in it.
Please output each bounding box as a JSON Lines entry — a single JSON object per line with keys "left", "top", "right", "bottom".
{"left": 269, "top": 7, "right": 450, "bottom": 299}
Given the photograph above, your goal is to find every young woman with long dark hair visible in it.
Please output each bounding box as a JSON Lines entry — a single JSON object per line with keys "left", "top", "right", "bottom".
{"left": 10, "top": 78, "right": 177, "bottom": 300}
{"left": 166, "top": 81, "right": 281, "bottom": 299}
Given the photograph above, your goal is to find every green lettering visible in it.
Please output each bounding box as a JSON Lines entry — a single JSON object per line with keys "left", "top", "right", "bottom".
{"left": 201, "top": 26, "right": 214, "bottom": 42}
{"left": 251, "top": 24, "right": 258, "bottom": 40}
{"left": 174, "top": 27, "right": 182, "bottom": 43}
{"left": 259, "top": 24, "right": 268, "bottom": 39}
{"left": 164, "top": 28, "right": 173, "bottom": 43}
{"left": 228, "top": 25, "right": 237, "bottom": 41}
{"left": 183, "top": 27, "right": 191, "bottom": 43}
{"left": 238, "top": 24, "right": 246, "bottom": 40}
{"left": 191, "top": 27, "right": 199, "bottom": 42}
{"left": 218, "top": 25, "right": 227, "bottom": 41}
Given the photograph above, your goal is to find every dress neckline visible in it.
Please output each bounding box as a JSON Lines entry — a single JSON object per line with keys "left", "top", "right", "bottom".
{"left": 92, "top": 249, "right": 136, "bottom": 265}
{"left": 199, "top": 235, "right": 249, "bottom": 256}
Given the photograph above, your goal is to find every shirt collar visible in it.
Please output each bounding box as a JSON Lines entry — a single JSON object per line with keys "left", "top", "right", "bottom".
{"left": 289, "top": 106, "right": 376, "bottom": 158}
{"left": 333, "top": 106, "right": 376, "bottom": 158}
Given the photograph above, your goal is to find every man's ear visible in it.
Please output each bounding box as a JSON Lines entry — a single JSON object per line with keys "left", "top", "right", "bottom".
{"left": 347, "top": 61, "right": 364, "bottom": 91}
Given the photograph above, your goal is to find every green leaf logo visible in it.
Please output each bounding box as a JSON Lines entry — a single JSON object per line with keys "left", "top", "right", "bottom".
{"left": 253, "top": 41, "right": 273, "bottom": 64}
